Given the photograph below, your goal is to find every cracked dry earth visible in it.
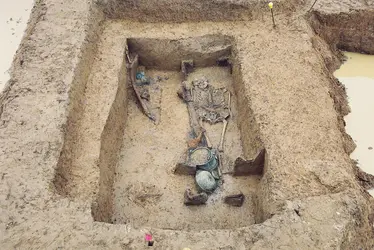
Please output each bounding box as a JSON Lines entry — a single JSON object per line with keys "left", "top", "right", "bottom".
{"left": 0, "top": 0, "right": 374, "bottom": 249}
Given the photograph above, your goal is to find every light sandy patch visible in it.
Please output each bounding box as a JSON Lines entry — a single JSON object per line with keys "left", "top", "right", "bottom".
{"left": 0, "top": 0, "right": 34, "bottom": 91}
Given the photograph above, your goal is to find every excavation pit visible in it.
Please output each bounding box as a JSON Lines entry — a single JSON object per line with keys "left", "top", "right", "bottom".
{"left": 90, "top": 35, "right": 264, "bottom": 230}
{"left": 5, "top": 0, "right": 374, "bottom": 247}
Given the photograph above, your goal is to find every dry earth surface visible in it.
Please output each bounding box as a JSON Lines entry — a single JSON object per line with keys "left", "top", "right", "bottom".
{"left": 0, "top": 0, "right": 34, "bottom": 91}
{"left": 0, "top": 0, "right": 374, "bottom": 249}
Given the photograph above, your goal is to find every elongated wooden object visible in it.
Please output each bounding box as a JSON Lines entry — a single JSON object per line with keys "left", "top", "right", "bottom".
{"left": 126, "top": 53, "right": 155, "bottom": 121}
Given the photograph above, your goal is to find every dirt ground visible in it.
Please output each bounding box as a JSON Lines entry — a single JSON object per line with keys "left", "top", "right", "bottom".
{"left": 113, "top": 67, "right": 259, "bottom": 230}
{"left": 1, "top": 0, "right": 374, "bottom": 249}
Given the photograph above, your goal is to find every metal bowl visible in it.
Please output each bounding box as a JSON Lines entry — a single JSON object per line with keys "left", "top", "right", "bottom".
{"left": 189, "top": 147, "right": 218, "bottom": 171}
{"left": 195, "top": 170, "right": 217, "bottom": 192}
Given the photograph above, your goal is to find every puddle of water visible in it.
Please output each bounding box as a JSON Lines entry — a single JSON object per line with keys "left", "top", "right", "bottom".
{"left": 0, "top": 0, "right": 34, "bottom": 92}
{"left": 334, "top": 52, "right": 374, "bottom": 196}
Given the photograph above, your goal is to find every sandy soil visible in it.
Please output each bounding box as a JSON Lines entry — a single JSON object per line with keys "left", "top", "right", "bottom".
{"left": 0, "top": 0, "right": 33, "bottom": 91}
{"left": 113, "top": 67, "right": 259, "bottom": 230}
{"left": 53, "top": 23, "right": 123, "bottom": 198}
{"left": 1, "top": 0, "right": 374, "bottom": 249}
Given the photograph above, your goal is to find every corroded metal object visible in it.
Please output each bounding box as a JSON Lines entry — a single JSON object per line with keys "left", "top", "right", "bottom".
{"left": 126, "top": 53, "right": 156, "bottom": 122}
{"left": 224, "top": 193, "right": 245, "bottom": 207}
{"left": 195, "top": 170, "right": 217, "bottom": 192}
{"left": 233, "top": 148, "right": 265, "bottom": 176}
{"left": 184, "top": 188, "right": 208, "bottom": 206}
{"left": 189, "top": 147, "right": 218, "bottom": 171}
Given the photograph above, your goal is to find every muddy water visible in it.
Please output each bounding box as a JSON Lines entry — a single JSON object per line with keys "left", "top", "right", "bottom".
{"left": 334, "top": 52, "right": 374, "bottom": 196}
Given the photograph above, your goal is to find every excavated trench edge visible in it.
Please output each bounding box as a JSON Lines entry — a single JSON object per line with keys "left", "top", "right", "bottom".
{"left": 308, "top": 10, "right": 374, "bottom": 193}
{"left": 48, "top": 4, "right": 374, "bottom": 237}
{"left": 92, "top": 54, "right": 128, "bottom": 222}
{"left": 52, "top": 11, "right": 104, "bottom": 197}
{"left": 95, "top": 0, "right": 300, "bottom": 22}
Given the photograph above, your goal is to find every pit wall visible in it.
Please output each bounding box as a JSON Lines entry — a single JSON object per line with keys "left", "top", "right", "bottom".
{"left": 127, "top": 35, "right": 232, "bottom": 70}
{"left": 53, "top": 9, "right": 105, "bottom": 196}
{"left": 231, "top": 49, "right": 264, "bottom": 160}
{"left": 308, "top": 12, "right": 374, "bottom": 247}
{"left": 309, "top": 33, "right": 355, "bottom": 156}
{"left": 92, "top": 55, "right": 128, "bottom": 223}
{"left": 96, "top": 0, "right": 302, "bottom": 22}
{"left": 53, "top": 16, "right": 130, "bottom": 199}
{"left": 309, "top": 10, "right": 374, "bottom": 55}
{"left": 308, "top": 10, "right": 374, "bottom": 163}
{"left": 231, "top": 48, "right": 266, "bottom": 223}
